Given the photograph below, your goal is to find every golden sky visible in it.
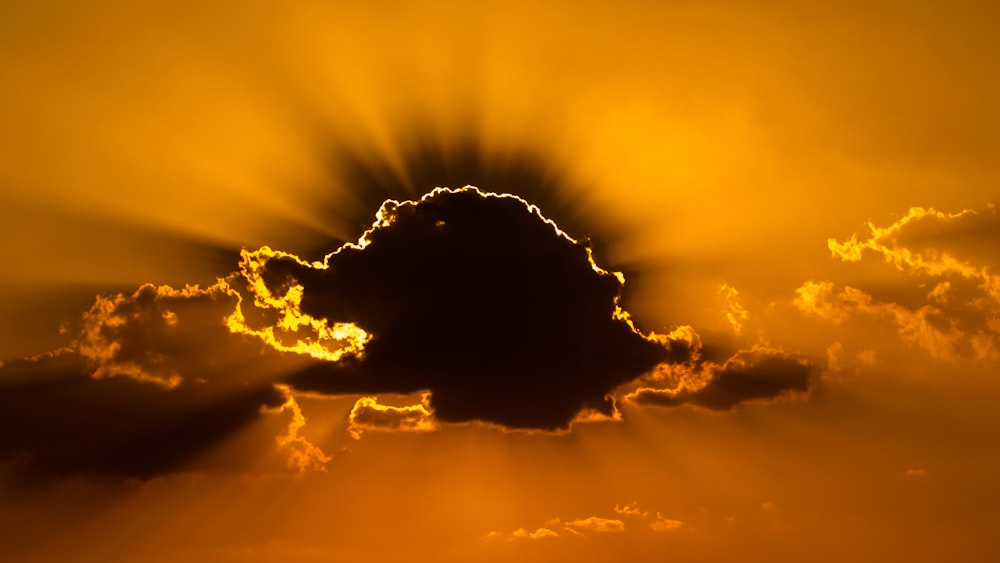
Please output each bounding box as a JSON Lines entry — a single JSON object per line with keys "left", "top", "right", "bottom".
{"left": 2, "top": 1, "right": 999, "bottom": 561}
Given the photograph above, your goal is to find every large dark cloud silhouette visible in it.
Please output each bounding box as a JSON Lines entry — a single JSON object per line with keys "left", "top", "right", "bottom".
{"left": 304, "top": 132, "right": 655, "bottom": 318}
{"left": 0, "top": 183, "right": 814, "bottom": 478}
{"left": 264, "top": 187, "right": 684, "bottom": 430}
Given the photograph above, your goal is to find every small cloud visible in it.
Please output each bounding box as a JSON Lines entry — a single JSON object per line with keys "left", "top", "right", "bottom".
{"left": 794, "top": 280, "right": 852, "bottom": 324}
{"left": 856, "top": 349, "right": 878, "bottom": 365}
{"left": 628, "top": 344, "right": 812, "bottom": 411}
{"left": 760, "top": 501, "right": 778, "bottom": 514}
{"left": 347, "top": 394, "right": 437, "bottom": 439}
{"left": 563, "top": 516, "right": 626, "bottom": 535}
{"left": 720, "top": 283, "right": 750, "bottom": 335}
{"left": 904, "top": 468, "right": 929, "bottom": 478}
{"left": 648, "top": 517, "right": 685, "bottom": 532}
{"left": 511, "top": 527, "right": 559, "bottom": 541}
{"left": 614, "top": 502, "right": 649, "bottom": 518}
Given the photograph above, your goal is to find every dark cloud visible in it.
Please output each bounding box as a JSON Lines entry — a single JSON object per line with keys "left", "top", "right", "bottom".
{"left": 0, "top": 184, "right": 813, "bottom": 477}
{"left": 263, "top": 187, "right": 685, "bottom": 430}
{"left": 628, "top": 347, "right": 812, "bottom": 411}
{"left": 0, "top": 283, "right": 306, "bottom": 478}
{"left": 347, "top": 395, "right": 436, "bottom": 439}
{"left": 301, "top": 132, "right": 660, "bottom": 318}
{"left": 0, "top": 352, "right": 284, "bottom": 478}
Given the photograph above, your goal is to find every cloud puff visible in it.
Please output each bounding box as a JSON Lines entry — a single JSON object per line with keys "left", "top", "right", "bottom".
{"left": 627, "top": 340, "right": 812, "bottom": 411}
{"left": 648, "top": 517, "right": 686, "bottom": 532}
{"left": 263, "top": 187, "right": 687, "bottom": 430}
{"left": 347, "top": 395, "right": 437, "bottom": 439}
{"left": 563, "top": 516, "right": 626, "bottom": 534}
{"left": 487, "top": 503, "right": 686, "bottom": 542}
{"left": 487, "top": 516, "right": 625, "bottom": 542}
{"left": 510, "top": 527, "right": 560, "bottom": 541}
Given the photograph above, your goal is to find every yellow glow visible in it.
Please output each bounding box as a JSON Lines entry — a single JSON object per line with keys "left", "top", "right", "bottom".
{"left": 829, "top": 205, "right": 1000, "bottom": 304}
{"left": 347, "top": 394, "right": 437, "bottom": 439}
{"left": 222, "top": 246, "right": 370, "bottom": 362}
{"left": 4, "top": 2, "right": 1000, "bottom": 562}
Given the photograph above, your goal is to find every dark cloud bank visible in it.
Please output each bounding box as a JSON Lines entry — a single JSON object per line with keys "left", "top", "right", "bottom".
{"left": 273, "top": 187, "right": 683, "bottom": 429}
{"left": 0, "top": 187, "right": 811, "bottom": 478}
{"left": 0, "top": 285, "right": 288, "bottom": 478}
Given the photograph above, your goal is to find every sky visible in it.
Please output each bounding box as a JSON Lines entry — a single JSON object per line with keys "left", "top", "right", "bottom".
{"left": 1, "top": 1, "right": 999, "bottom": 561}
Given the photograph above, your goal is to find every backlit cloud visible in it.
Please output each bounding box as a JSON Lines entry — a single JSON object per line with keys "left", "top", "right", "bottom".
{"left": 347, "top": 395, "right": 437, "bottom": 439}
{"left": 270, "top": 187, "right": 690, "bottom": 430}
{"left": 627, "top": 342, "right": 812, "bottom": 411}
{"left": 798, "top": 204, "right": 1000, "bottom": 364}
{"left": 563, "top": 516, "right": 626, "bottom": 534}
{"left": 648, "top": 517, "right": 686, "bottom": 532}
{"left": 828, "top": 205, "right": 999, "bottom": 298}
{"left": 0, "top": 278, "right": 322, "bottom": 477}
{"left": 487, "top": 503, "right": 685, "bottom": 542}
{"left": 0, "top": 186, "right": 812, "bottom": 477}
{"left": 0, "top": 351, "right": 286, "bottom": 478}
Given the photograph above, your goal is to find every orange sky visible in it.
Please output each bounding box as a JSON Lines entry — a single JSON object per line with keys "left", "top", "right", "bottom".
{"left": 2, "top": 1, "right": 999, "bottom": 561}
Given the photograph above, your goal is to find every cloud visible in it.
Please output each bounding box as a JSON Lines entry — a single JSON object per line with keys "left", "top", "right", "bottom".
{"left": 264, "top": 187, "right": 689, "bottom": 430}
{"left": 264, "top": 385, "right": 332, "bottom": 472}
{"left": 614, "top": 502, "right": 649, "bottom": 518}
{"left": 794, "top": 280, "right": 994, "bottom": 362}
{"left": 489, "top": 504, "right": 687, "bottom": 542}
{"left": 627, "top": 344, "right": 812, "bottom": 411}
{"left": 347, "top": 395, "right": 437, "bottom": 439}
{"left": 648, "top": 517, "right": 686, "bottom": 532}
{"left": 563, "top": 516, "right": 626, "bottom": 534}
{"left": 828, "top": 205, "right": 1000, "bottom": 296}
{"left": 488, "top": 515, "right": 625, "bottom": 542}
{"left": 510, "top": 527, "right": 560, "bottom": 541}
{"left": 0, "top": 279, "right": 327, "bottom": 478}
{"left": 2, "top": 186, "right": 812, "bottom": 476}
{"left": 720, "top": 283, "right": 750, "bottom": 335}
{"left": 811, "top": 204, "right": 1000, "bottom": 363}
{"left": 0, "top": 351, "right": 285, "bottom": 478}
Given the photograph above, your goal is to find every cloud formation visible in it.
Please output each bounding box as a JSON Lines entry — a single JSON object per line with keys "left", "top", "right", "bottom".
{"left": 0, "top": 281, "right": 315, "bottom": 477}
{"left": 0, "top": 351, "right": 285, "bottom": 478}
{"left": 0, "top": 186, "right": 816, "bottom": 477}
{"left": 485, "top": 503, "right": 684, "bottom": 542}
{"left": 266, "top": 187, "right": 687, "bottom": 429}
{"left": 625, "top": 328, "right": 812, "bottom": 412}
{"left": 798, "top": 204, "right": 1000, "bottom": 364}
{"left": 347, "top": 395, "right": 436, "bottom": 439}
